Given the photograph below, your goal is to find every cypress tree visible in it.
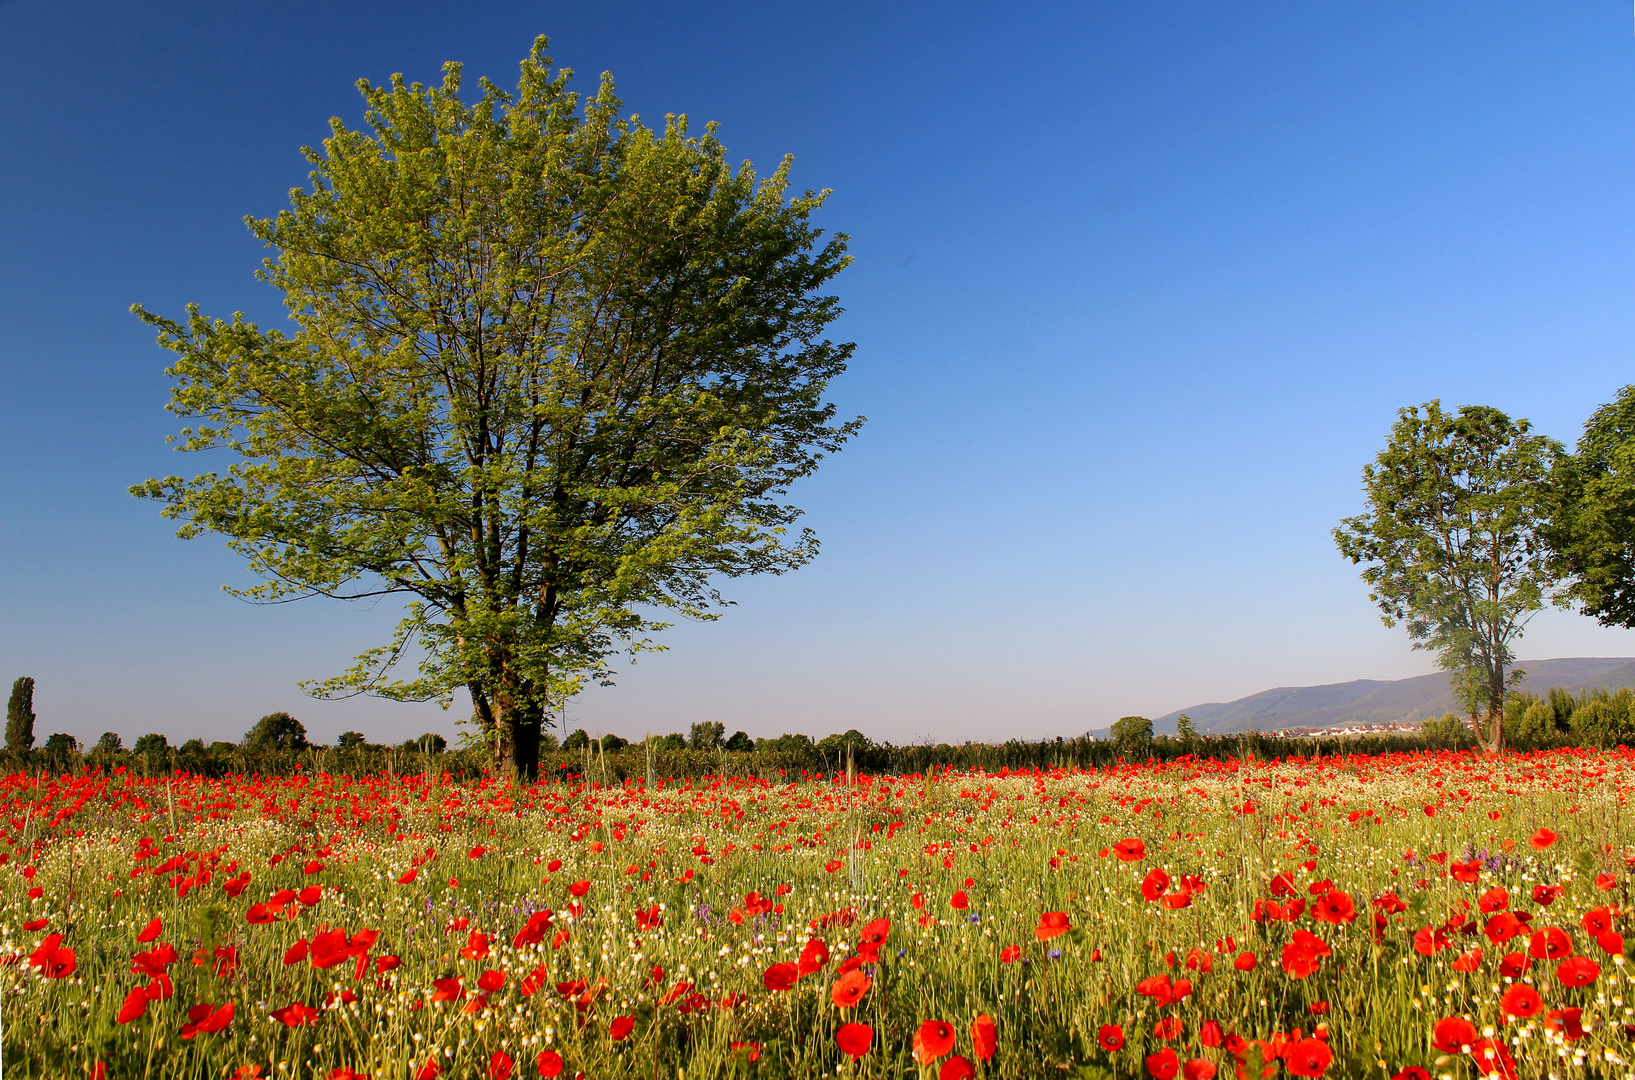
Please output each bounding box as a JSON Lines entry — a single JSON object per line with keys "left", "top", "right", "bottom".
{"left": 6, "top": 677, "right": 36, "bottom": 751}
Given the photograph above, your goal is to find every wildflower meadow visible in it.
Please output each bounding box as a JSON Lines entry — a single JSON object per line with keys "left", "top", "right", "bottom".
{"left": 4, "top": 748, "right": 1634, "bottom": 1080}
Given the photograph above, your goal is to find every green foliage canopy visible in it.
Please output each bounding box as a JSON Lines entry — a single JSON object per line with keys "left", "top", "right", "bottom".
{"left": 1334, "top": 402, "right": 1562, "bottom": 752}
{"left": 1548, "top": 384, "right": 1635, "bottom": 627}
{"left": 6, "top": 677, "right": 35, "bottom": 752}
{"left": 131, "top": 39, "right": 858, "bottom": 781}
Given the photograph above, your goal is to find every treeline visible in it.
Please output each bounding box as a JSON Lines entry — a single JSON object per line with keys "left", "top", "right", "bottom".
{"left": 0, "top": 717, "right": 1532, "bottom": 782}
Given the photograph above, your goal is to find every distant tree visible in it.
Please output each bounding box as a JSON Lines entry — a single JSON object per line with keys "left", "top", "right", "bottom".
{"left": 132, "top": 733, "right": 169, "bottom": 757}
{"left": 243, "top": 712, "right": 309, "bottom": 752}
{"left": 538, "top": 732, "right": 560, "bottom": 753}
{"left": 562, "top": 730, "right": 590, "bottom": 751}
{"left": 723, "top": 731, "right": 754, "bottom": 752}
{"left": 1174, "top": 714, "right": 1198, "bottom": 745}
{"left": 689, "top": 722, "right": 726, "bottom": 750}
{"left": 131, "top": 38, "right": 859, "bottom": 782}
{"left": 1109, "top": 716, "right": 1153, "bottom": 757}
{"left": 6, "top": 677, "right": 36, "bottom": 751}
{"left": 652, "top": 733, "right": 687, "bottom": 751}
{"left": 337, "top": 731, "right": 367, "bottom": 749}
{"left": 95, "top": 732, "right": 124, "bottom": 755}
{"left": 1334, "top": 402, "right": 1563, "bottom": 754}
{"left": 400, "top": 733, "right": 446, "bottom": 754}
{"left": 178, "top": 738, "right": 207, "bottom": 756}
{"left": 42, "top": 733, "right": 77, "bottom": 758}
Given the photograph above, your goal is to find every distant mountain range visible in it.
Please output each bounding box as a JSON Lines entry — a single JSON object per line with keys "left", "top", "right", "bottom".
{"left": 1130, "top": 658, "right": 1635, "bottom": 736}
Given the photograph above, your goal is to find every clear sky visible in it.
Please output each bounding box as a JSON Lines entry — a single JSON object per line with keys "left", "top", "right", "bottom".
{"left": 6, "top": 1, "right": 1635, "bottom": 749}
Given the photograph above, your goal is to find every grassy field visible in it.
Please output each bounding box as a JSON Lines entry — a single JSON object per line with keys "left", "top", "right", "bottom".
{"left": 2, "top": 748, "right": 1632, "bottom": 1079}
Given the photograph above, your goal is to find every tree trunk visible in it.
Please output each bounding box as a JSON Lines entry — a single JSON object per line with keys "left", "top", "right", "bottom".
{"left": 494, "top": 703, "right": 543, "bottom": 782}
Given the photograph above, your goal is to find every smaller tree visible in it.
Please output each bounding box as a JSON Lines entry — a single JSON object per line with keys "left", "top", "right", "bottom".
{"left": 95, "top": 732, "right": 124, "bottom": 755}
{"left": 244, "top": 712, "right": 309, "bottom": 752}
{"left": 689, "top": 722, "right": 726, "bottom": 750}
{"left": 42, "top": 733, "right": 77, "bottom": 758}
{"left": 132, "top": 733, "right": 169, "bottom": 756}
{"left": 1110, "top": 715, "right": 1153, "bottom": 757}
{"left": 563, "top": 730, "right": 590, "bottom": 751}
{"left": 6, "top": 677, "right": 36, "bottom": 751}
{"left": 337, "top": 731, "right": 367, "bottom": 750}
{"left": 724, "top": 731, "right": 755, "bottom": 752}
{"left": 1174, "top": 714, "right": 1199, "bottom": 746}
{"left": 401, "top": 733, "right": 446, "bottom": 754}
{"left": 1334, "top": 402, "right": 1562, "bottom": 753}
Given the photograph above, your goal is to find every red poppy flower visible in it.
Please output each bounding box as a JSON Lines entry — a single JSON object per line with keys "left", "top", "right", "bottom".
{"left": 1545, "top": 1007, "right": 1586, "bottom": 1041}
{"left": 568, "top": 880, "right": 591, "bottom": 898}
{"left": 116, "top": 985, "right": 150, "bottom": 1024}
{"left": 1201, "top": 1021, "right": 1224, "bottom": 1047}
{"left": 460, "top": 932, "right": 491, "bottom": 961}
{"left": 1599, "top": 931, "right": 1624, "bottom": 955}
{"left": 1146, "top": 1048, "right": 1180, "bottom": 1080}
{"left": 415, "top": 1059, "right": 439, "bottom": 1080}
{"left": 137, "top": 917, "right": 163, "bottom": 943}
{"left": 180, "top": 1001, "right": 233, "bottom": 1039}
{"left": 1478, "top": 887, "right": 1508, "bottom": 914}
{"left": 1153, "top": 1016, "right": 1184, "bottom": 1040}
{"left": 1413, "top": 927, "right": 1451, "bottom": 956}
{"left": 1035, "top": 912, "right": 1072, "bottom": 940}
{"left": 609, "top": 1015, "right": 634, "bottom": 1041}
{"left": 1451, "top": 948, "right": 1483, "bottom": 972}
{"left": 1529, "top": 927, "right": 1573, "bottom": 960}
{"left": 1432, "top": 1016, "right": 1478, "bottom": 1053}
{"left": 1530, "top": 828, "right": 1557, "bottom": 849}
{"left": 1392, "top": 1069, "right": 1432, "bottom": 1080}
{"left": 972, "top": 1014, "right": 997, "bottom": 1062}
{"left": 431, "top": 977, "right": 462, "bottom": 1003}
{"left": 302, "top": 861, "right": 324, "bottom": 875}
{"left": 1233, "top": 952, "right": 1257, "bottom": 971}
{"left": 477, "top": 970, "right": 506, "bottom": 993}
{"left": 397, "top": 869, "right": 418, "bottom": 885}
{"left": 1141, "top": 868, "right": 1172, "bottom": 902}
{"left": 282, "top": 940, "right": 309, "bottom": 966}
{"left": 27, "top": 934, "right": 75, "bottom": 979}
{"left": 1310, "top": 891, "right": 1356, "bottom": 925}
{"left": 914, "top": 1020, "right": 957, "bottom": 1063}
{"left": 798, "top": 937, "right": 829, "bottom": 976}
{"left": 1498, "top": 952, "right": 1530, "bottom": 978}
{"left": 831, "top": 970, "right": 871, "bottom": 1008}
{"left": 535, "top": 1050, "right": 564, "bottom": 1078}
{"left": 999, "top": 945, "right": 1021, "bottom": 964}
{"left": 1500, "top": 984, "right": 1543, "bottom": 1018}
{"left": 1184, "top": 1060, "right": 1218, "bottom": 1080}
{"left": 1583, "top": 907, "right": 1615, "bottom": 936}
{"left": 1114, "top": 838, "right": 1147, "bottom": 861}
{"left": 950, "top": 891, "right": 969, "bottom": 910}
{"left": 1469, "top": 1038, "right": 1517, "bottom": 1080}
{"left": 487, "top": 1052, "right": 513, "bottom": 1080}
{"left": 762, "top": 962, "right": 798, "bottom": 992}
{"left": 1532, "top": 884, "right": 1563, "bottom": 906}
{"left": 272, "top": 1001, "right": 320, "bottom": 1027}
{"left": 940, "top": 1057, "right": 975, "bottom": 1080}
{"left": 1285, "top": 1039, "right": 1332, "bottom": 1078}
{"left": 1557, "top": 956, "right": 1600, "bottom": 988}
{"left": 1099, "top": 1024, "right": 1125, "bottom": 1051}
{"left": 836, "top": 1022, "right": 874, "bottom": 1059}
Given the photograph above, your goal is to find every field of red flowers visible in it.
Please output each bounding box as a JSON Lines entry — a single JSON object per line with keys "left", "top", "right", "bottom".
{"left": 3, "top": 748, "right": 1634, "bottom": 1079}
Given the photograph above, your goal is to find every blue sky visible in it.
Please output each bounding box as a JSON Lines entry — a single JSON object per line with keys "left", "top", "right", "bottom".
{"left": 5, "top": 1, "right": 1635, "bottom": 748}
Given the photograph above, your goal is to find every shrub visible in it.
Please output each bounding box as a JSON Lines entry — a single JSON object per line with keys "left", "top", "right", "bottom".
{"left": 724, "top": 730, "right": 754, "bottom": 752}
{"left": 244, "top": 712, "right": 309, "bottom": 752}
{"left": 337, "top": 731, "right": 367, "bottom": 749}
{"left": 688, "top": 722, "right": 725, "bottom": 750}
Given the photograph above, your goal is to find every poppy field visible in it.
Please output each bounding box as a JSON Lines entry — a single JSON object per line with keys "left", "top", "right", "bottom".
{"left": 4, "top": 748, "right": 1635, "bottom": 1080}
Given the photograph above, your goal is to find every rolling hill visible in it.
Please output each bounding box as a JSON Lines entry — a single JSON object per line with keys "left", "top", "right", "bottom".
{"left": 1141, "top": 657, "right": 1635, "bottom": 736}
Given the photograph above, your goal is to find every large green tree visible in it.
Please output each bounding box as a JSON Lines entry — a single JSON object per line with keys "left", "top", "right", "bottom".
{"left": 1546, "top": 384, "right": 1635, "bottom": 627}
{"left": 132, "top": 38, "right": 858, "bottom": 779}
{"left": 1333, "top": 402, "right": 1562, "bottom": 753}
